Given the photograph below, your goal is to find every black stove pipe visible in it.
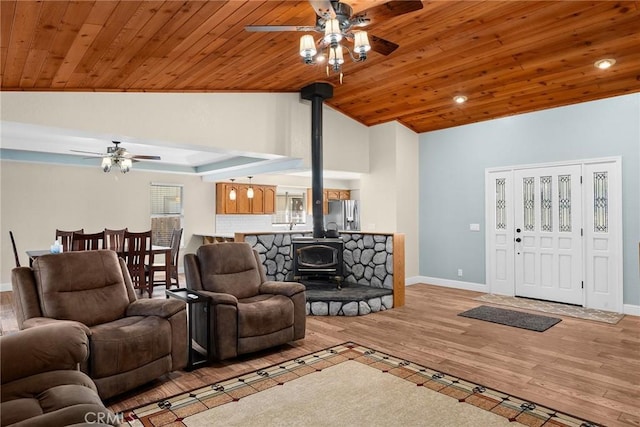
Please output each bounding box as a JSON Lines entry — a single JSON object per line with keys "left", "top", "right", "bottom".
{"left": 301, "top": 83, "right": 333, "bottom": 238}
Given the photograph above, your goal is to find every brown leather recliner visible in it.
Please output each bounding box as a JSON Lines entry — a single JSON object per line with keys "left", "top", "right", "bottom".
{"left": 184, "top": 242, "right": 306, "bottom": 361}
{"left": 1, "top": 322, "right": 117, "bottom": 426}
{"left": 11, "top": 250, "right": 188, "bottom": 400}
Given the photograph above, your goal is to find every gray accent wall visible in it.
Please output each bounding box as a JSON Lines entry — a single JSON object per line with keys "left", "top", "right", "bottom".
{"left": 419, "top": 94, "right": 640, "bottom": 306}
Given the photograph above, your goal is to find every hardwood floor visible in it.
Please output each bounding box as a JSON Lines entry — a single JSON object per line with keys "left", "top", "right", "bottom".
{"left": 2, "top": 283, "right": 639, "bottom": 426}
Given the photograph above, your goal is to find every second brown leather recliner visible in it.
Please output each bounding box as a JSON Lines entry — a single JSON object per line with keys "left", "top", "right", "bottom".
{"left": 184, "top": 242, "right": 306, "bottom": 361}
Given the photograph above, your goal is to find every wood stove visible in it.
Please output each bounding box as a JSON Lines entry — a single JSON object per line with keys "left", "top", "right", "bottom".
{"left": 292, "top": 237, "right": 344, "bottom": 283}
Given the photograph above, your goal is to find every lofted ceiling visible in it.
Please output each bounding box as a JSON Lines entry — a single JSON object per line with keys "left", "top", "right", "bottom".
{"left": 1, "top": 1, "right": 639, "bottom": 135}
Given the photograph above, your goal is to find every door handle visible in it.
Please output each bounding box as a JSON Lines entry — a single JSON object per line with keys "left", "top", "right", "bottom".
{"left": 515, "top": 238, "right": 522, "bottom": 243}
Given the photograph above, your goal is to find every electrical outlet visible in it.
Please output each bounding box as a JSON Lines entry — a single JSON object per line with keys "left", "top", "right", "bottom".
{"left": 457, "top": 269, "right": 463, "bottom": 277}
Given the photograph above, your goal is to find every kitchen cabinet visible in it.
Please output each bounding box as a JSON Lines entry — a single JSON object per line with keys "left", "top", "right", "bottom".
{"left": 263, "top": 186, "right": 276, "bottom": 214}
{"left": 307, "top": 188, "right": 351, "bottom": 214}
{"left": 216, "top": 183, "right": 276, "bottom": 215}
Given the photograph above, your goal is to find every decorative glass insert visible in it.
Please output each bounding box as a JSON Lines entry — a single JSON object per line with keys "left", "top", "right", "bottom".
{"left": 523, "top": 177, "right": 535, "bottom": 231}
{"left": 594, "top": 172, "right": 608, "bottom": 232}
{"left": 540, "top": 176, "right": 552, "bottom": 232}
{"left": 558, "top": 175, "right": 572, "bottom": 232}
{"left": 495, "top": 178, "right": 506, "bottom": 230}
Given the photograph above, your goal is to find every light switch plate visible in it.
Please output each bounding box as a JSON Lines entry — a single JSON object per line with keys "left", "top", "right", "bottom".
{"left": 470, "top": 223, "right": 480, "bottom": 231}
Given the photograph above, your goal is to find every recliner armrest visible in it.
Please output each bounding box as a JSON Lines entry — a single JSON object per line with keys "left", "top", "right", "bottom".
{"left": 259, "top": 281, "right": 306, "bottom": 297}
{"left": 196, "top": 290, "right": 238, "bottom": 306}
{"left": 126, "top": 298, "right": 186, "bottom": 318}
{"left": 1, "top": 322, "right": 90, "bottom": 384}
{"left": 22, "top": 317, "right": 91, "bottom": 335}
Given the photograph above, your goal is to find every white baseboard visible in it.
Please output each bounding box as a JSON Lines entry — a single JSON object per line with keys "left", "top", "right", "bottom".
{"left": 623, "top": 304, "right": 640, "bottom": 317}
{"left": 0, "top": 282, "right": 11, "bottom": 293}
{"left": 406, "top": 276, "right": 488, "bottom": 293}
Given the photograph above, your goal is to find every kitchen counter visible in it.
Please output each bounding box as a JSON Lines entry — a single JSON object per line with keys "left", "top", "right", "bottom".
{"left": 193, "top": 232, "right": 235, "bottom": 243}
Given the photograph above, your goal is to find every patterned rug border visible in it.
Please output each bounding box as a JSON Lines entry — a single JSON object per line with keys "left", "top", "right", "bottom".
{"left": 118, "top": 342, "right": 601, "bottom": 427}
{"left": 475, "top": 294, "right": 624, "bottom": 324}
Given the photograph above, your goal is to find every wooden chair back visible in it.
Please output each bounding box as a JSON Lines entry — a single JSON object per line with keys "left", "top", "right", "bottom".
{"left": 9, "top": 231, "right": 20, "bottom": 267}
{"left": 71, "top": 231, "right": 105, "bottom": 251}
{"left": 104, "top": 228, "right": 127, "bottom": 252}
{"left": 169, "top": 228, "right": 183, "bottom": 269}
{"left": 148, "top": 228, "right": 183, "bottom": 288}
{"left": 124, "top": 230, "right": 152, "bottom": 297}
{"left": 55, "top": 229, "right": 84, "bottom": 252}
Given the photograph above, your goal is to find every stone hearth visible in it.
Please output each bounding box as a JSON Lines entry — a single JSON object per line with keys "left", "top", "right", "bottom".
{"left": 304, "top": 280, "right": 393, "bottom": 316}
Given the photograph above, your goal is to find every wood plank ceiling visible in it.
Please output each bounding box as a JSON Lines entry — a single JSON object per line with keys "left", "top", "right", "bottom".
{"left": 1, "top": 1, "right": 639, "bottom": 133}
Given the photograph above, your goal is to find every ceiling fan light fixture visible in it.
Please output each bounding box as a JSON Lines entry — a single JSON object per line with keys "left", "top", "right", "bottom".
{"left": 120, "top": 158, "right": 132, "bottom": 173}
{"left": 101, "top": 157, "right": 112, "bottom": 173}
{"left": 328, "top": 45, "right": 345, "bottom": 66}
{"left": 594, "top": 58, "right": 615, "bottom": 69}
{"left": 299, "top": 35, "right": 317, "bottom": 64}
{"left": 353, "top": 31, "right": 371, "bottom": 56}
{"left": 324, "top": 19, "right": 343, "bottom": 45}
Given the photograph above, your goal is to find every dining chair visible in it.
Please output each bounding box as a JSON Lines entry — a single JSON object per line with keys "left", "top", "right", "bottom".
{"left": 71, "top": 231, "right": 105, "bottom": 251}
{"left": 146, "top": 228, "right": 183, "bottom": 289}
{"left": 123, "top": 230, "right": 152, "bottom": 297}
{"left": 9, "top": 231, "right": 21, "bottom": 267}
{"left": 103, "top": 228, "right": 127, "bottom": 252}
{"left": 55, "top": 229, "right": 84, "bottom": 252}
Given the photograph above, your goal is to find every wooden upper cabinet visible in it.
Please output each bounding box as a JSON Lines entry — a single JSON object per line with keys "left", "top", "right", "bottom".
{"left": 251, "top": 186, "right": 265, "bottom": 214}
{"left": 236, "top": 186, "right": 251, "bottom": 214}
{"left": 216, "top": 182, "right": 276, "bottom": 215}
{"left": 307, "top": 188, "right": 351, "bottom": 214}
{"left": 216, "top": 183, "right": 237, "bottom": 214}
{"left": 263, "top": 186, "right": 276, "bottom": 214}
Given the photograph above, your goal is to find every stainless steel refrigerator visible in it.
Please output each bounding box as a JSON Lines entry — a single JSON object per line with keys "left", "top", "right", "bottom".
{"left": 326, "top": 200, "right": 360, "bottom": 231}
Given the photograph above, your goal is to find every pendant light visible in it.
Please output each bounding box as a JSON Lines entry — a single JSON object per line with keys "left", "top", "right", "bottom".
{"left": 229, "top": 178, "right": 237, "bottom": 201}
{"left": 247, "top": 176, "right": 254, "bottom": 199}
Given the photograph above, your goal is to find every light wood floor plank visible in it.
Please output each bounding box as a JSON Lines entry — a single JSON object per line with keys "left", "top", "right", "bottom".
{"left": 1, "top": 283, "right": 638, "bottom": 426}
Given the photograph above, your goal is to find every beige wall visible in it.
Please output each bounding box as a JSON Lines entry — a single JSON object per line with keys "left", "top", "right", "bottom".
{"left": 1, "top": 91, "right": 420, "bottom": 285}
{"left": 0, "top": 161, "right": 216, "bottom": 286}
{"left": 0, "top": 92, "right": 370, "bottom": 174}
{"left": 359, "top": 122, "right": 419, "bottom": 277}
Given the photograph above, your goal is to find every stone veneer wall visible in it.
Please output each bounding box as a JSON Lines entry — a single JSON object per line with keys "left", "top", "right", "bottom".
{"left": 242, "top": 232, "right": 311, "bottom": 281}
{"left": 341, "top": 233, "right": 394, "bottom": 289}
{"left": 237, "top": 231, "right": 401, "bottom": 316}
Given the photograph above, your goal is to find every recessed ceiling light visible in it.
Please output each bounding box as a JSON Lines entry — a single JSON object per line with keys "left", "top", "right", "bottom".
{"left": 594, "top": 58, "right": 616, "bottom": 69}
{"left": 453, "top": 95, "right": 468, "bottom": 104}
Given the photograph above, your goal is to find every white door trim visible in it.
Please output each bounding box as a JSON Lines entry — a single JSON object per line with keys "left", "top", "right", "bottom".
{"left": 485, "top": 156, "right": 623, "bottom": 313}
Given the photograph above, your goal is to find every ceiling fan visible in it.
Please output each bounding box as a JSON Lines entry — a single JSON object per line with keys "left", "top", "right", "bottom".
{"left": 71, "top": 141, "right": 161, "bottom": 173}
{"left": 245, "top": 0, "right": 423, "bottom": 76}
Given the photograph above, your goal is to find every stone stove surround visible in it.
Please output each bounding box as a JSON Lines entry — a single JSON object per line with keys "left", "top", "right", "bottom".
{"left": 234, "top": 231, "right": 405, "bottom": 316}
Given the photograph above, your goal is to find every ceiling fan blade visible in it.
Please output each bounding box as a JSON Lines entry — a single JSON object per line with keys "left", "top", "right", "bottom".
{"left": 131, "top": 155, "right": 161, "bottom": 160}
{"left": 354, "top": 1, "right": 423, "bottom": 26}
{"left": 70, "top": 149, "right": 107, "bottom": 156}
{"left": 245, "top": 25, "right": 317, "bottom": 32}
{"left": 369, "top": 35, "right": 399, "bottom": 56}
{"left": 308, "top": 0, "right": 336, "bottom": 19}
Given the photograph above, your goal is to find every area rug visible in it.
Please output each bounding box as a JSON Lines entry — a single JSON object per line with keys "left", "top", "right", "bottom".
{"left": 458, "top": 305, "right": 561, "bottom": 332}
{"left": 119, "top": 343, "right": 599, "bottom": 427}
{"left": 475, "top": 294, "right": 624, "bottom": 324}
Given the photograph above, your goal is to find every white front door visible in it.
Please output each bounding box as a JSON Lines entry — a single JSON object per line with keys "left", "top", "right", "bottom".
{"left": 513, "top": 165, "right": 583, "bottom": 305}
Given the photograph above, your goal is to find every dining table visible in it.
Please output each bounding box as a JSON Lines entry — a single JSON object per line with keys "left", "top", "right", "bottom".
{"left": 25, "top": 245, "right": 173, "bottom": 289}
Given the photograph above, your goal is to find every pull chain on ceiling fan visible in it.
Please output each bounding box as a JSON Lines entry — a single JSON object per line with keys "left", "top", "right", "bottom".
{"left": 245, "top": 0, "right": 423, "bottom": 82}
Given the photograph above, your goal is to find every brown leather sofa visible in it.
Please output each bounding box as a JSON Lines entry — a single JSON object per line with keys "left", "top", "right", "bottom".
{"left": 11, "top": 249, "right": 188, "bottom": 400}
{"left": 1, "top": 322, "right": 117, "bottom": 426}
{"left": 184, "top": 242, "right": 306, "bottom": 361}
